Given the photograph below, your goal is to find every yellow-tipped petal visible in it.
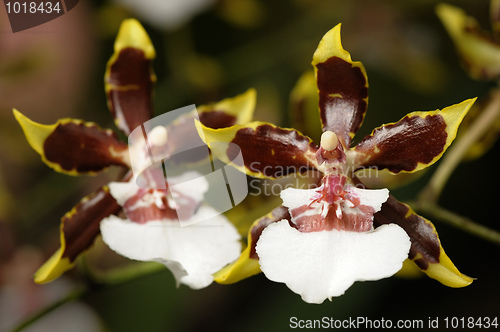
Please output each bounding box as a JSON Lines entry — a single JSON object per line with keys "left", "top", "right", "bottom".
{"left": 198, "top": 88, "right": 257, "bottom": 126}
{"left": 105, "top": 19, "right": 156, "bottom": 135}
{"left": 312, "top": 23, "right": 353, "bottom": 66}
{"left": 423, "top": 250, "right": 474, "bottom": 288}
{"left": 353, "top": 98, "right": 476, "bottom": 174}
{"left": 34, "top": 248, "right": 75, "bottom": 284}
{"left": 114, "top": 18, "right": 155, "bottom": 60}
{"left": 13, "top": 109, "right": 57, "bottom": 156}
{"left": 439, "top": 98, "right": 477, "bottom": 152}
{"left": 394, "top": 259, "right": 424, "bottom": 279}
{"left": 14, "top": 109, "right": 128, "bottom": 175}
{"left": 437, "top": 3, "right": 500, "bottom": 80}
{"left": 213, "top": 246, "right": 261, "bottom": 284}
{"left": 376, "top": 196, "right": 473, "bottom": 288}
{"left": 195, "top": 120, "right": 319, "bottom": 179}
{"left": 312, "top": 24, "right": 369, "bottom": 147}
{"left": 215, "top": 205, "right": 291, "bottom": 284}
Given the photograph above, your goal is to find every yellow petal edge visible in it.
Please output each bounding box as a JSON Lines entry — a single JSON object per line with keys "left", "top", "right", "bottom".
{"left": 198, "top": 88, "right": 257, "bottom": 125}
{"left": 13, "top": 109, "right": 79, "bottom": 175}
{"left": 114, "top": 18, "right": 155, "bottom": 60}
{"left": 34, "top": 247, "right": 75, "bottom": 284}
{"left": 13, "top": 109, "right": 111, "bottom": 176}
{"left": 421, "top": 249, "right": 474, "bottom": 288}
{"left": 311, "top": 24, "right": 368, "bottom": 140}
{"left": 362, "top": 98, "right": 476, "bottom": 174}
{"left": 13, "top": 109, "right": 56, "bottom": 157}
{"left": 408, "top": 98, "right": 476, "bottom": 173}
{"left": 410, "top": 209, "right": 474, "bottom": 287}
{"left": 436, "top": 3, "right": 500, "bottom": 80}
{"left": 214, "top": 217, "right": 264, "bottom": 284}
{"left": 105, "top": 19, "right": 156, "bottom": 97}
{"left": 195, "top": 121, "right": 273, "bottom": 179}
{"left": 34, "top": 216, "right": 74, "bottom": 283}
{"left": 312, "top": 23, "right": 361, "bottom": 69}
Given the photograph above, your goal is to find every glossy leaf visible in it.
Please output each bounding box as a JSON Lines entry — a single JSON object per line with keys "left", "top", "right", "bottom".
{"left": 196, "top": 121, "right": 320, "bottom": 178}
{"left": 351, "top": 99, "right": 475, "bottom": 173}
{"left": 312, "top": 24, "right": 368, "bottom": 148}
{"left": 214, "top": 206, "right": 290, "bottom": 284}
{"left": 14, "top": 110, "right": 129, "bottom": 176}
{"left": 105, "top": 19, "right": 156, "bottom": 135}
{"left": 374, "top": 195, "right": 473, "bottom": 288}
{"left": 35, "top": 186, "right": 122, "bottom": 283}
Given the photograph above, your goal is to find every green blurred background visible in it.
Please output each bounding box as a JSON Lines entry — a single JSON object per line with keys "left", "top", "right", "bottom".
{"left": 1, "top": 0, "right": 498, "bottom": 331}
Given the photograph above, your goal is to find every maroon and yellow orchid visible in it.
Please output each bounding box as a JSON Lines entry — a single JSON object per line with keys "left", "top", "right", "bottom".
{"left": 14, "top": 19, "right": 256, "bottom": 285}
{"left": 197, "top": 24, "right": 475, "bottom": 303}
{"left": 437, "top": 1, "right": 500, "bottom": 81}
{"left": 437, "top": 2, "right": 500, "bottom": 162}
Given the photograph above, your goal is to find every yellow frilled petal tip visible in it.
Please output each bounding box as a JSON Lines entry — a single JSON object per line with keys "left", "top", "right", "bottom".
{"left": 440, "top": 98, "right": 477, "bottom": 147}
{"left": 424, "top": 251, "right": 474, "bottom": 288}
{"left": 13, "top": 109, "right": 56, "bottom": 156}
{"left": 312, "top": 23, "right": 352, "bottom": 65}
{"left": 34, "top": 248, "right": 75, "bottom": 284}
{"left": 213, "top": 247, "right": 261, "bottom": 284}
{"left": 115, "top": 18, "right": 155, "bottom": 60}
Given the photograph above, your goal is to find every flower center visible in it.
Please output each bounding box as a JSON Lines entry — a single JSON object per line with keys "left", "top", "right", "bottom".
{"left": 320, "top": 131, "right": 338, "bottom": 151}
{"left": 309, "top": 174, "right": 358, "bottom": 219}
{"left": 316, "top": 131, "right": 346, "bottom": 168}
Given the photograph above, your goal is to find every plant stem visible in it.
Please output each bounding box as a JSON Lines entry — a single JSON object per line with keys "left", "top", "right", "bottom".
{"left": 411, "top": 201, "right": 500, "bottom": 246}
{"left": 82, "top": 260, "right": 166, "bottom": 285}
{"left": 420, "top": 89, "right": 500, "bottom": 203}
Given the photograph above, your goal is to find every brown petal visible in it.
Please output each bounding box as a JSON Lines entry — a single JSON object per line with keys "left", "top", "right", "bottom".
{"left": 14, "top": 110, "right": 129, "bottom": 175}
{"left": 351, "top": 99, "right": 475, "bottom": 173}
{"left": 312, "top": 24, "right": 368, "bottom": 148}
{"left": 34, "top": 186, "right": 122, "bottom": 283}
{"left": 105, "top": 19, "right": 156, "bottom": 135}
{"left": 197, "top": 121, "right": 320, "bottom": 179}
{"left": 374, "top": 195, "right": 473, "bottom": 287}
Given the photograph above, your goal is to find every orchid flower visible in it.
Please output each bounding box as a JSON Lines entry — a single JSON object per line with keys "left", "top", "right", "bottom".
{"left": 197, "top": 24, "right": 475, "bottom": 303}
{"left": 437, "top": 1, "right": 500, "bottom": 81}
{"left": 14, "top": 19, "right": 256, "bottom": 288}
{"left": 436, "top": 2, "right": 500, "bottom": 162}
